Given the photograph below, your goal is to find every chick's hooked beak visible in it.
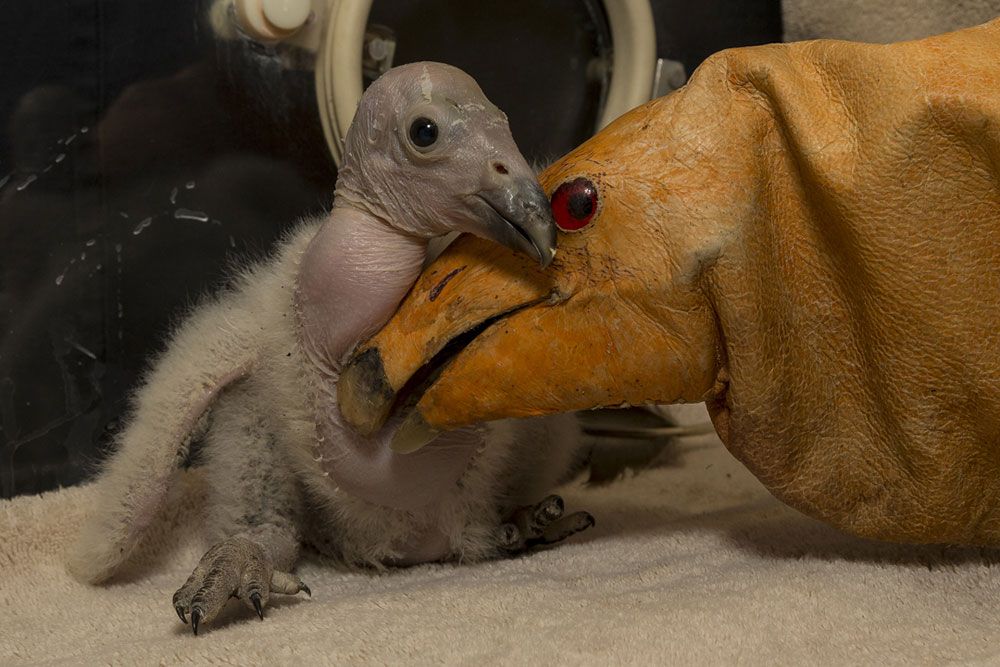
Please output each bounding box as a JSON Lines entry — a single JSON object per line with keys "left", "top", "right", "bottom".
{"left": 471, "top": 176, "right": 557, "bottom": 268}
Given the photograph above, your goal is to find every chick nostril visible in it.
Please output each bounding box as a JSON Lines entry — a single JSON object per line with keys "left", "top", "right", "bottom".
{"left": 493, "top": 162, "right": 509, "bottom": 175}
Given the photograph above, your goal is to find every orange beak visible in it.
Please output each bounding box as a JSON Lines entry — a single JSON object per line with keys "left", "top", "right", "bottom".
{"left": 338, "top": 98, "right": 726, "bottom": 452}
{"left": 336, "top": 234, "right": 559, "bottom": 443}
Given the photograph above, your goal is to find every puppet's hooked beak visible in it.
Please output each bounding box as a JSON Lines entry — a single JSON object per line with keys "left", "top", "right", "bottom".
{"left": 471, "top": 178, "right": 557, "bottom": 268}
{"left": 336, "top": 235, "right": 556, "bottom": 441}
{"left": 337, "top": 222, "right": 719, "bottom": 453}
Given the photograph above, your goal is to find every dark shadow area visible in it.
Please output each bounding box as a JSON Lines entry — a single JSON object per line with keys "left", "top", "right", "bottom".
{"left": 724, "top": 509, "right": 1000, "bottom": 567}
{"left": 567, "top": 486, "right": 1000, "bottom": 567}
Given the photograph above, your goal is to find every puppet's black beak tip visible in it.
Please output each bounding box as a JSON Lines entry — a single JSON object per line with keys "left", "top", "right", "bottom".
{"left": 338, "top": 348, "right": 394, "bottom": 437}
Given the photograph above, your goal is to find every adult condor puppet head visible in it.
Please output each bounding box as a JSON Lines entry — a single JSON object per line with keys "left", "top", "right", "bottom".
{"left": 338, "top": 21, "right": 1000, "bottom": 549}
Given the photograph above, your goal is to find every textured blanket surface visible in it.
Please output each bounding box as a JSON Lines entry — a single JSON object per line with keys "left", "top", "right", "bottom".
{"left": 783, "top": 0, "right": 1000, "bottom": 42}
{"left": 4, "top": 407, "right": 999, "bottom": 665}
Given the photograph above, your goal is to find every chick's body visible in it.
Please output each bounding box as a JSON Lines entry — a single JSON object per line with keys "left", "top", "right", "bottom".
{"left": 68, "top": 63, "right": 590, "bottom": 633}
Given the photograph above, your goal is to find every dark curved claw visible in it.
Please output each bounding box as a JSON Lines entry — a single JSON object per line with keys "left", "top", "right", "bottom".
{"left": 175, "top": 605, "right": 187, "bottom": 624}
{"left": 500, "top": 496, "right": 595, "bottom": 555}
{"left": 250, "top": 591, "right": 264, "bottom": 620}
{"left": 191, "top": 608, "right": 202, "bottom": 636}
{"left": 498, "top": 523, "right": 519, "bottom": 550}
{"left": 535, "top": 495, "right": 565, "bottom": 525}
{"left": 298, "top": 582, "right": 312, "bottom": 598}
{"left": 527, "top": 511, "right": 596, "bottom": 548}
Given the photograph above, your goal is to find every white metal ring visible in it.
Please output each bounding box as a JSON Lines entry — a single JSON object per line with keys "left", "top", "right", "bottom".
{"left": 598, "top": 0, "right": 656, "bottom": 129}
{"left": 316, "top": 0, "right": 656, "bottom": 166}
{"left": 315, "top": 0, "right": 372, "bottom": 166}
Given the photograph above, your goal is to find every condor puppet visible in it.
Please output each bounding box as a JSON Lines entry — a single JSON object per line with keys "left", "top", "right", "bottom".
{"left": 340, "top": 21, "right": 1000, "bottom": 548}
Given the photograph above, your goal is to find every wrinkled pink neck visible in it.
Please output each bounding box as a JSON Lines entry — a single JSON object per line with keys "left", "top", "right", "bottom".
{"left": 297, "top": 206, "right": 427, "bottom": 372}
{"left": 295, "top": 207, "right": 481, "bottom": 514}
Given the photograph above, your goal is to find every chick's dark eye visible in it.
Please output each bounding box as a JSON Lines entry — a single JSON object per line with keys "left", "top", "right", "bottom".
{"left": 409, "top": 117, "right": 438, "bottom": 148}
{"left": 551, "top": 177, "right": 598, "bottom": 232}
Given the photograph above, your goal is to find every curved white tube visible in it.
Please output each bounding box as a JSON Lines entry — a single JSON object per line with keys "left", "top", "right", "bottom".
{"left": 316, "top": 0, "right": 656, "bottom": 166}
{"left": 316, "top": 0, "right": 371, "bottom": 165}
{"left": 599, "top": 0, "right": 657, "bottom": 129}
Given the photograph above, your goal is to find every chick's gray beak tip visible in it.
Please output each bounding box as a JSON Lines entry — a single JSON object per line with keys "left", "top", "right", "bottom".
{"left": 541, "top": 246, "right": 557, "bottom": 268}
{"left": 476, "top": 178, "right": 557, "bottom": 268}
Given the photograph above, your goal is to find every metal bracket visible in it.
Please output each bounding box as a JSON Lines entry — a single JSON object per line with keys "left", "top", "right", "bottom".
{"left": 651, "top": 57, "right": 688, "bottom": 99}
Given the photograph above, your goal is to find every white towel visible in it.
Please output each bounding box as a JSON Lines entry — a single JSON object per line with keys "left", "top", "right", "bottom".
{"left": 4, "top": 416, "right": 999, "bottom": 665}
{"left": 783, "top": 0, "right": 1000, "bottom": 42}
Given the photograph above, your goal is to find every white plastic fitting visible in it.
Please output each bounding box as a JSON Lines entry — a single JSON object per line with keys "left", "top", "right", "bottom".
{"left": 216, "top": 0, "right": 656, "bottom": 164}
{"left": 235, "top": 0, "right": 312, "bottom": 41}
{"left": 262, "top": 0, "right": 312, "bottom": 31}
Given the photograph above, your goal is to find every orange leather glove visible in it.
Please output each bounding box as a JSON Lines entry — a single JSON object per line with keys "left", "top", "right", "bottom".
{"left": 339, "top": 19, "right": 1000, "bottom": 546}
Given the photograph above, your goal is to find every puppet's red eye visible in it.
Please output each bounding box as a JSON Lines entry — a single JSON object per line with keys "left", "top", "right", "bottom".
{"left": 551, "top": 177, "right": 598, "bottom": 232}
